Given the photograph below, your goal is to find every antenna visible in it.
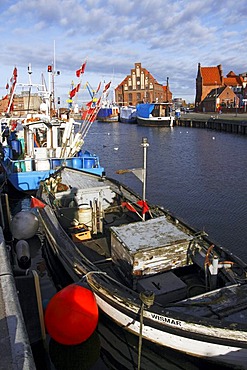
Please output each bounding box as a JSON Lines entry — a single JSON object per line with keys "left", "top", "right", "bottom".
{"left": 28, "top": 63, "right": 32, "bottom": 85}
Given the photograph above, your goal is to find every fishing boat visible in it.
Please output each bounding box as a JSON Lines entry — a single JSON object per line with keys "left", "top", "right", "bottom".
{"left": 136, "top": 103, "right": 174, "bottom": 127}
{"left": 119, "top": 106, "right": 137, "bottom": 124}
{"left": 97, "top": 104, "right": 119, "bottom": 123}
{"left": 0, "top": 114, "right": 104, "bottom": 193}
{"left": 0, "top": 63, "right": 104, "bottom": 193}
{"left": 37, "top": 138, "right": 247, "bottom": 369}
{"left": 96, "top": 81, "right": 119, "bottom": 123}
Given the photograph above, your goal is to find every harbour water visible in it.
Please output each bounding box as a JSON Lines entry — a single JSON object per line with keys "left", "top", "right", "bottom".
{"left": 84, "top": 121, "right": 247, "bottom": 263}
{"left": 8, "top": 121, "right": 247, "bottom": 369}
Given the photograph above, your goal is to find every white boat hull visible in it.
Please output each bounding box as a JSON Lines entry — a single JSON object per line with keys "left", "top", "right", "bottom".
{"left": 95, "top": 293, "right": 247, "bottom": 369}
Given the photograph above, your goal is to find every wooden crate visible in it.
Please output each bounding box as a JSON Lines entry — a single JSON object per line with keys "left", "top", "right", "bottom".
{"left": 69, "top": 225, "right": 91, "bottom": 242}
{"left": 111, "top": 216, "right": 192, "bottom": 286}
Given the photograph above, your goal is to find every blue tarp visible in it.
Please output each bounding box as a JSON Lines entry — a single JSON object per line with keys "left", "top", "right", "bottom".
{"left": 97, "top": 108, "right": 112, "bottom": 118}
{"left": 136, "top": 104, "right": 155, "bottom": 118}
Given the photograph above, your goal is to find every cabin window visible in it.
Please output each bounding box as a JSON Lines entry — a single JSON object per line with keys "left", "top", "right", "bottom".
{"left": 57, "top": 128, "right": 64, "bottom": 147}
{"left": 34, "top": 128, "right": 47, "bottom": 147}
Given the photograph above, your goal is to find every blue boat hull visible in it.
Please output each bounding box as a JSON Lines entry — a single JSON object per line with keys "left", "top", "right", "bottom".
{"left": 1, "top": 153, "right": 104, "bottom": 192}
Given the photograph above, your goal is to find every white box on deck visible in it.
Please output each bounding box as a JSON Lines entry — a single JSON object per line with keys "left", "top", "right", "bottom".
{"left": 111, "top": 216, "right": 192, "bottom": 284}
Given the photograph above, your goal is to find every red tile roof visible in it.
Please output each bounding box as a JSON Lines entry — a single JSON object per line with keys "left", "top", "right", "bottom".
{"left": 224, "top": 72, "right": 243, "bottom": 86}
{"left": 201, "top": 66, "right": 221, "bottom": 85}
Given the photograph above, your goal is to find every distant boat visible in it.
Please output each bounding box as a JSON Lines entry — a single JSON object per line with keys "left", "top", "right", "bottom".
{"left": 137, "top": 103, "right": 174, "bottom": 127}
{"left": 97, "top": 81, "right": 119, "bottom": 123}
{"left": 119, "top": 106, "right": 137, "bottom": 124}
{"left": 37, "top": 138, "right": 247, "bottom": 369}
{"left": 97, "top": 105, "right": 119, "bottom": 123}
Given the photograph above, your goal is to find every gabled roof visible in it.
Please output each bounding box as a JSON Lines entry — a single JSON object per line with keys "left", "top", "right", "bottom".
{"left": 224, "top": 71, "right": 243, "bottom": 86}
{"left": 205, "top": 87, "right": 225, "bottom": 99}
{"left": 201, "top": 66, "right": 222, "bottom": 85}
{"left": 226, "top": 71, "right": 237, "bottom": 77}
{"left": 203, "top": 86, "right": 235, "bottom": 101}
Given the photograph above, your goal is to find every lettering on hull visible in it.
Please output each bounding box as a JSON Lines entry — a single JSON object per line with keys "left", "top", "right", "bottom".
{"left": 151, "top": 313, "right": 182, "bottom": 327}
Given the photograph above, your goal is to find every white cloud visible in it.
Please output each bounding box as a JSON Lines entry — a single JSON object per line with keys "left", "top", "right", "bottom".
{"left": 0, "top": 0, "right": 246, "bottom": 104}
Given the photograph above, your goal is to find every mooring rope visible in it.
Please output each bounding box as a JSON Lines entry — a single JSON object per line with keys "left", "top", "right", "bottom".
{"left": 138, "top": 291, "right": 155, "bottom": 370}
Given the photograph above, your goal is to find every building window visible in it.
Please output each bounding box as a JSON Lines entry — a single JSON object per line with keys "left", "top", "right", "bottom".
{"left": 132, "top": 73, "right": 136, "bottom": 90}
{"left": 145, "top": 76, "right": 149, "bottom": 88}
{"left": 141, "top": 71, "right": 145, "bottom": 89}
{"left": 136, "top": 65, "right": 140, "bottom": 77}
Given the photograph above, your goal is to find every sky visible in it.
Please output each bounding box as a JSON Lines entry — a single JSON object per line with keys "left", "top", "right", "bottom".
{"left": 1, "top": 0, "right": 247, "bottom": 107}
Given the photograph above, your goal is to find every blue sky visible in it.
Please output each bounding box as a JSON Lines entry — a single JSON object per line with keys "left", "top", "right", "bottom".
{"left": 1, "top": 0, "right": 247, "bottom": 106}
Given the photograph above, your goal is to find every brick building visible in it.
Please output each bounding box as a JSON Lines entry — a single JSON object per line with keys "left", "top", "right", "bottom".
{"left": 0, "top": 92, "right": 43, "bottom": 117}
{"left": 115, "top": 62, "right": 172, "bottom": 106}
{"left": 201, "top": 86, "right": 239, "bottom": 112}
{"left": 195, "top": 63, "right": 247, "bottom": 112}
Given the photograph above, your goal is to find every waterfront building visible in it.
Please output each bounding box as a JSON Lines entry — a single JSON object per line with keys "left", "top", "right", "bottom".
{"left": 195, "top": 63, "right": 247, "bottom": 112}
{"left": 115, "top": 62, "right": 172, "bottom": 106}
{"left": 201, "top": 86, "right": 239, "bottom": 112}
{"left": 0, "top": 92, "right": 43, "bottom": 117}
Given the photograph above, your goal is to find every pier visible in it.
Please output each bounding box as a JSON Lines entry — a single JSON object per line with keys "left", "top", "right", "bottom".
{"left": 176, "top": 112, "right": 247, "bottom": 135}
{"left": 0, "top": 228, "right": 36, "bottom": 369}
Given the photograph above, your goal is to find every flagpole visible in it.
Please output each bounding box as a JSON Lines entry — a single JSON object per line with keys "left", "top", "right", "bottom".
{"left": 141, "top": 137, "right": 149, "bottom": 221}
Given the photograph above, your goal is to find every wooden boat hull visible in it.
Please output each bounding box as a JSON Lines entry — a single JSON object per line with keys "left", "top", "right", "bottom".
{"left": 120, "top": 117, "right": 137, "bottom": 124}
{"left": 37, "top": 166, "right": 247, "bottom": 369}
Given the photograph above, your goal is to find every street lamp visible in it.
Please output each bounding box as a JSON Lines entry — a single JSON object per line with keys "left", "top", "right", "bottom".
{"left": 215, "top": 81, "right": 217, "bottom": 112}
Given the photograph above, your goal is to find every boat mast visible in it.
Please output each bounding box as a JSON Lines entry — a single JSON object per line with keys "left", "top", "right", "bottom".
{"left": 141, "top": 137, "right": 149, "bottom": 221}
{"left": 27, "top": 63, "right": 32, "bottom": 113}
{"left": 52, "top": 40, "right": 56, "bottom": 112}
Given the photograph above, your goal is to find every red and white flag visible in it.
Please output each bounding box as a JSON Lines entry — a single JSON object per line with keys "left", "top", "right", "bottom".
{"left": 76, "top": 61, "right": 87, "bottom": 77}
{"left": 69, "top": 83, "right": 81, "bottom": 98}
{"left": 103, "top": 81, "right": 111, "bottom": 93}
{"left": 96, "top": 81, "right": 101, "bottom": 93}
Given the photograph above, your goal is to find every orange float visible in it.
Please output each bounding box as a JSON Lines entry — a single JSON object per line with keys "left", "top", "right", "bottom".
{"left": 45, "top": 284, "right": 98, "bottom": 345}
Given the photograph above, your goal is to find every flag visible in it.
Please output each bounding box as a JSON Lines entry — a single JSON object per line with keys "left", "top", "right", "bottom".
{"left": 13, "top": 67, "right": 17, "bottom": 82}
{"left": 76, "top": 61, "right": 87, "bottom": 77}
{"left": 103, "top": 81, "right": 111, "bottom": 93}
{"left": 96, "top": 97, "right": 101, "bottom": 107}
{"left": 30, "top": 196, "right": 46, "bottom": 209}
{"left": 121, "top": 202, "right": 137, "bottom": 213}
{"left": 137, "top": 200, "right": 149, "bottom": 214}
{"left": 76, "top": 83, "right": 81, "bottom": 92}
{"left": 70, "top": 87, "right": 76, "bottom": 98}
{"left": 96, "top": 81, "right": 101, "bottom": 93}
{"left": 69, "top": 83, "right": 81, "bottom": 98}
{"left": 6, "top": 82, "right": 9, "bottom": 90}
{"left": 9, "top": 67, "right": 17, "bottom": 95}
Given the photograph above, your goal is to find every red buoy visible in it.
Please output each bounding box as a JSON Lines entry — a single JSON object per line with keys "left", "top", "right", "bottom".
{"left": 45, "top": 284, "right": 98, "bottom": 345}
